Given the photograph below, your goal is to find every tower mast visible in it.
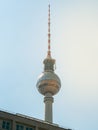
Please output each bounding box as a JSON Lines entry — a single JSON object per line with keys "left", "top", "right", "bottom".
{"left": 47, "top": 4, "right": 51, "bottom": 58}
{"left": 36, "top": 5, "right": 61, "bottom": 123}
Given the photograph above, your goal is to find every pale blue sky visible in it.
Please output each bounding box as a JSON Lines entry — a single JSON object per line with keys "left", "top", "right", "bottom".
{"left": 0, "top": 1, "right": 98, "bottom": 130}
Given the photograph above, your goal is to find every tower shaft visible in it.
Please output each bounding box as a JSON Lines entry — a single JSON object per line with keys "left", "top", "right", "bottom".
{"left": 44, "top": 93, "right": 54, "bottom": 123}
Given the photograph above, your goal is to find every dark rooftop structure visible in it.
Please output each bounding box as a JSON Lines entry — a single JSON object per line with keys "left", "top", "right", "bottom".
{"left": 0, "top": 110, "right": 72, "bottom": 130}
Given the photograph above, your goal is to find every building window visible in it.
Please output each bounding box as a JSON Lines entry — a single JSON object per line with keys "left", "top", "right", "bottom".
{"left": 2, "top": 120, "right": 11, "bottom": 130}
{"left": 16, "top": 124, "right": 24, "bottom": 130}
{"left": 26, "top": 128, "right": 33, "bottom": 130}
{"left": 26, "top": 126, "right": 35, "bottom": 130}
{"left": 38, "top": 128, "right": 48, "bottom": 130}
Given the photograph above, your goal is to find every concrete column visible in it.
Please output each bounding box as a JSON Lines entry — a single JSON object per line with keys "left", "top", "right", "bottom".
{"left": 44, "top": 93, "right": 54, "bottom": 123}
{"left": 36, "top": 126, "right": 39, "bottom": 130}
{"left": 12, "top": 120, "right": 16, "bottom": 130}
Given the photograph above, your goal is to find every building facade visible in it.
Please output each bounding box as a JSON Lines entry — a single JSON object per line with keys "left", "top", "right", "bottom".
{"left": 0, "top": 110, "right": 71, "bottom": 130}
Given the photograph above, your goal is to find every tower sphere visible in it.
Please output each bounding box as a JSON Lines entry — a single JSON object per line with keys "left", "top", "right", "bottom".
{"left": 36, "top": 71, "right": 61, "bottom": 96}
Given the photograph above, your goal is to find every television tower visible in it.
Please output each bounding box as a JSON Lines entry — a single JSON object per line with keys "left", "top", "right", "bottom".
{"left": 36, "top": 5, "right": 61, "bottom": 123}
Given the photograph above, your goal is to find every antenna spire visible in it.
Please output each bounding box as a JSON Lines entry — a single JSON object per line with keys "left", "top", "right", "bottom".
{"left": 47, "top": 4, "right": 51, "bottom": 58}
